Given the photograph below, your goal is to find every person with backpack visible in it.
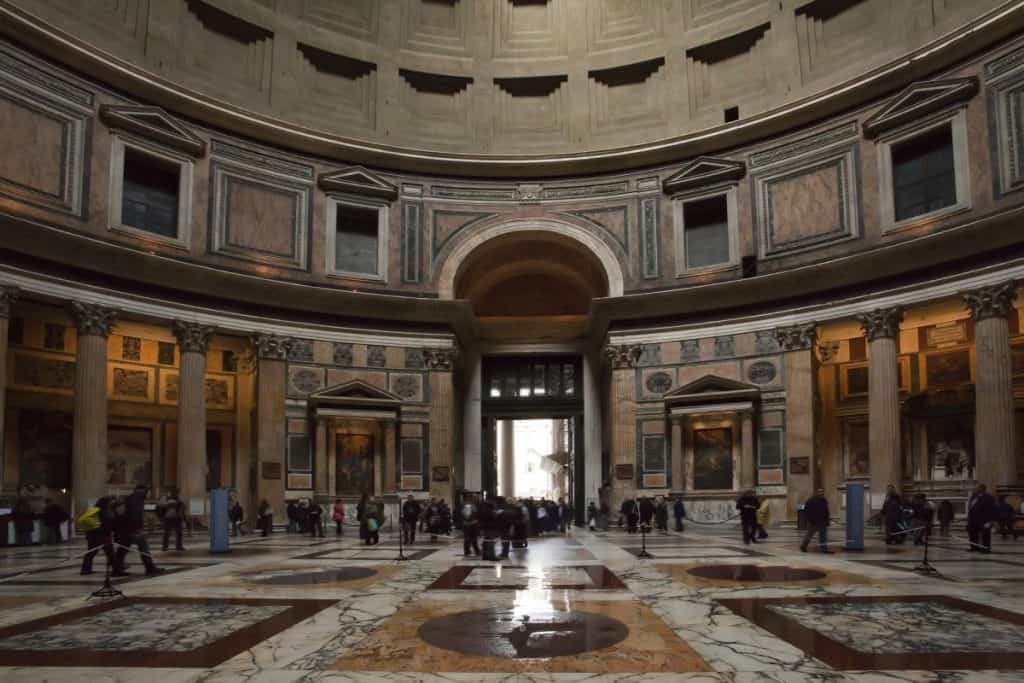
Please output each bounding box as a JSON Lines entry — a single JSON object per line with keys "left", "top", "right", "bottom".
{"left": 79, "top": 497, "right": 116, "bottom": 575}
{"left": 160, "top": 490, "right": 185, "bottom": 551}
{"left": 364, "top": 497, "right": 382, "bottom": 545}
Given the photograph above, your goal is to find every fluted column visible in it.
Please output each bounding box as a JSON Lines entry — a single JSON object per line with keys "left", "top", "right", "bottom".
{"left": 583, "top": 350, "right": 604, "bottom": 519}
{"left": 0, "top": 287, "right": 17, "bottom": 486}
{"left": 500, "top": 419, "right": 515, "bottom": 497}
{"left": 173, "top": 321, "right": 214, "bottom": 509}
{"left": 964, "top": 283, "right": 1019, "bottom": 490}
{"left": 670, "top": 416, "right": 683, "bottom": 493}
{"left": 740, "top": 409, "right": 755, "bottom": 489}
{"left": 252, "top": 333, "right": 291, "bottom": 519}
{"left": 857, "top": 307, "right": 903, "bottom": 508}
{"left": 603, "top": 344, "right": 641, "bottom": 513}
{"left": 383, "top": 418, "right": 397, "bottom": 494}
{"left": 69, "top": 302, "right": 117, "bottom": 516}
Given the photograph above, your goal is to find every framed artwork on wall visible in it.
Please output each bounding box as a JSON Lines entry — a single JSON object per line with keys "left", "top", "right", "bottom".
{"left": 693, "top": 428, "right": 733, "bottom": 490}
{"left": 921, "top": 348, "right": 972, "bottom": 390}
{"left": 840, "top": 357, "right": 911, "bottom": 400}
{"left": 17, "top": 411, "right": 72, "bottom": 489}
{"left": 336, "top": 433, "right": 374, "bottom": 496}
{"left": 107, "top": 426, "right": 153, "bottom": 488}
{"left": 842, "top": 417, "right": 870, "bottom": 479}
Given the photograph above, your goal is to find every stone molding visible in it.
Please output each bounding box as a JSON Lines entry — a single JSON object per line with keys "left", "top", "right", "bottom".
{"left": 857, "top": 307, "right": 903, "bottom": 341}
{"left": 173, "top": 320, "right": 216, "bottom": 354}
{"left": 251, "top": 333, "right": 293, "bottom": 360}
{"left": 603, "top": 344, "right": 642, "bottom": 369}
{"left": 0, "top": 285, "right": 18, "bottom": 318}
{"left": 774, "top": 323, "right": 817, "bottom": 352}
{"left": 962, "top": 282, "right": 1018, "bottom": 321}
{"left": 423, "top": 348, "right": 458, "bottom": 371}
{"left": 69, "top": 301, "right": 117, "bottom": 337}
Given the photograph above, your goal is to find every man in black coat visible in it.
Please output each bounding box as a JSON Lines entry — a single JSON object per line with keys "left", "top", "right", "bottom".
{"left": 967, "top": 483, "right": 997, "bottom": 553}
{"left": 673, "top": 496, "right": 686, "bottom": 532}
{"left": 638, "top": 497, "right": 655, "bottom": 532}
{"left": 402, "top": 495, "right": 421, "bottom": 545}
{"left": 800, "top": 489, "right": 832, "bottom": 553}
{"left": 736, "top": 489, "right": 760, "bottom": 544}
{"left": 114, "top": 488, "right": 163, "bottom": 576}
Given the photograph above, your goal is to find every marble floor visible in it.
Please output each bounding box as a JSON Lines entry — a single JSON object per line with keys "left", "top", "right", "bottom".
{"left": 0, "top": 523, "right": 1021, "bottom": 681}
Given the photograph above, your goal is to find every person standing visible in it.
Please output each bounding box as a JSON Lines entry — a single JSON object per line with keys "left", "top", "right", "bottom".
{"left": 800, "top": 489, "right": 832, "bottom": 553}
{"left": 160, "top": 490, "right": 185, "bottom": 551}
{"left": 42, "top": 499, "right": 67, "bottom": 545}
{"left": 12, "top": 499, "right": 34, "bottom": 547}
{"left": 558, "top": 498, "right": 571, "bottom": 533}
{"left": 673, "top": 496, "right": 686, "bottom": 533}
{"left": 286, "top": 501, "right": 297, "bottom": 533}
{"left": 882, "top": 485, "right": 903, "bottom": 545}
{"left": 402, "top": 495, "right": 421, "bottom": 546}
{"left": 654, "top": 497, "right": 668, "bottom": 534}
{"left": 587, "top": 501, "right": 598, "bottom": 530}
{"left": 997, "top": 495, "right": 1016, "bottom": 540}
{"left": 308, "top": 501, "right": 324, "bottom": 538}
{"left": 736, "top": 489, "right": 760, "bottom": 544}
{"left": 967, "top": 483, "right": 997, "bottom": 553}
{"left": 937, "top": 499, "right": 954, "bottom": 537}
{"left": 258, "top": 499, "right": 272, "bottom": 536}
{"left": 79, "top": 497, "right": 116, "bottom": 575}
{"left": 332, "top": 498, "right": 345, "bottom": 536}
{"left": 461, "top": 494, "right": 480, "bottom": 557}
{"left": 638, "top": 497, "right": 655, "bottom": 532}
{"left": 364, "top": 497, "right": 382, "bottom": 545}
{"left": 756, "top": 496, "right": 770, "bottom": 540}
{"left": 229, "top": 499, "right": 244, "bottom": 536}
{"left": 119, "top": 485, "right": 163, "bottom": 575}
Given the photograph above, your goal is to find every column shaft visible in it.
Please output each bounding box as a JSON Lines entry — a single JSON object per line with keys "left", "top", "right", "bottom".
{"left": 868, "top": 336, "right": 901, "bottom": 505}
{"left": 974, "top": 315, "right": 1017, "bottom": 488}
{"left": 428, "top": 363, "right": 456, "bottom": 501}
{"left": 315, "top": 419, "right": 328, "bottom": 497}
{"left": 462, "top": 350, "right": 482, "bottom": 491}
{"left": 177, "top": 349, "right": 207, "bottom": 505}
{"left": 383, "top": 420, "right": 397, "bottom": 494}
{"left": 741, "top": 411, "right": 755, "bottom": 489}
{"left": 670, "top": 417, "right": 683, "bottom": 492}
{"left": 500, "top": 419, "right": 515, "bottom": 497}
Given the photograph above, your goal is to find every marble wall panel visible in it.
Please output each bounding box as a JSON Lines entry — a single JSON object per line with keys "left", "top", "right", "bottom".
{"left": 768, "top": 164, "right": 842, "bottom": 246}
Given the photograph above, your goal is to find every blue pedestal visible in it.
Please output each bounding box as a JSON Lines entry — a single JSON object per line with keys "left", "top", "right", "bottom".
{"left": 845, "top": 482, "right": 865, "bottom": 551}
{"left": 209, "top": 488, "right": 229, "bottom": 554}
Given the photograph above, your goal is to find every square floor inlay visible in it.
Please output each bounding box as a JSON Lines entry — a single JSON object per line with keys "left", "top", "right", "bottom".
{"left": 0, "top": 597, "right": 337, "bottom": 667}
{"left": 428, "top": 565, "right": 627, "bottom": 590}
{"left": 718, "top": 595, "right": 1024, "bottom": 670}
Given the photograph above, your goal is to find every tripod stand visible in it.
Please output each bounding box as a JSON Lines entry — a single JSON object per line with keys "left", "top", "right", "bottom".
{"left": 88, "top": 559, "right": 126, "bottom": 600}
{"left": 395, "top": 519, "right": 409, "bottom": 562}
{"left": 636, "top": 523, "right": 652, "bottom": 559}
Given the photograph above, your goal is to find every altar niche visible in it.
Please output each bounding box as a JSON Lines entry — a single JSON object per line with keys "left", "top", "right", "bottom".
{"left": 664, "top": 375, "right": 761, "bottom": 495}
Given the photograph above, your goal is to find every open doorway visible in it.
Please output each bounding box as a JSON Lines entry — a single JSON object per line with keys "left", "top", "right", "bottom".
{"left": 495, "top": 418, "right": 573, "bottom": 501}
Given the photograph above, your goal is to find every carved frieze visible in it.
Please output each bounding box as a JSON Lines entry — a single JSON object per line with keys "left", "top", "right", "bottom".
{"left": 251, "top": 333, "right": 293, "bottom": 360}
{"left": 69, "top": 302, "right": 118, "bottom": 338}
{"left": 857, "top": 308, "right": 903, "bottom": 342}
{"left": 173, "top": 320, "right": 215, "bottom": 354}
{"left": 603, "top": 344, "right": 642, "bottom": 369}
{"left": 423, "top": 348, "right": 458, "bottom": 371}
{"left": 962, "top": 282, "right": 1018, "bottom": 321}
{"left": 774, "top": 323, "right": 818, "bottom": 352}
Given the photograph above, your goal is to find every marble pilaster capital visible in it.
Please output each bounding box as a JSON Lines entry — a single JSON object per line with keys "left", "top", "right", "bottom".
{"left": 0, "top": 286, "right": 18, "bottom": 318}
{"left": 857, "top": 307, "right": 903, "bottom": 341}
{"left": 250, "top": 333, "right": 293, "bottom": 360}
{"left": 962, "top": 282, "right": 1017, "bottom": 322}
{"left": 172, "top": 320, "right": 215, "bottom": 354}
{"left": 774, "top": 323, "right": 818, "bottom": 352}
{"left": 603, "top": 344, "right": 642, "bottom": 369}
{"left": 423, "top": 348, "right": 458, "bottom": 371}
{"left": 69, "top": 301, "right": 118, "bottom": 337}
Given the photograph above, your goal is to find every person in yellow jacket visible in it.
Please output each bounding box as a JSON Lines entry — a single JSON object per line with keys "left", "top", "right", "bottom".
{"left": 755, "top": 496, "right": 770, "bottom": 540}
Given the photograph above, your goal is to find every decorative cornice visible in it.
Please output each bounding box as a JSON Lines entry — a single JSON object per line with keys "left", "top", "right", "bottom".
{"left": 862, "top": 77, "right": 979, "bottom": 138}
{"left": 173, "top": 320, "right": 215, "bottom": 354}
{"left": 99, "top": 104, "right": 207, "bottom": 157}
{"left": 603, "top": 344, "right": 643, "bottom": 369}
{"left": 250, "top": 333, "right": 293, "bottom": 360}
{"left": 0, "top": 286, "right": 18, "bottom": 318}
{"left": 662, "top": 156, "right": 746, "bottom": 195}
{"left": 318, "top": 165, "right": 398, "bottom": 201}
{"left": 962, "top": 282, "right": 1018, "bottom": 321}
{"left": 69, "top": 301, "right": 118, "bottom": 337}
{"left": 857, "top": 307, "right": 903, "bottom": 341}
{"left": 774, "top": 323, "right": 817, "bottom": 352}
{"left": 423, "top": 348, "right": 458, "bottom": 371}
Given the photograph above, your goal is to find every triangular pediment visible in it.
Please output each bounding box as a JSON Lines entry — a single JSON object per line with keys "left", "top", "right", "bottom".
{"left": 663, "top": 156, "right": 746, "bottom": 195}
{"left": 666, "top": 374, "right": 760, "bottom": 397}
{"left": 318, "top": 166, "right": 399, "bottom": 201}
{"left": 99, "top": 105, "right": 206, "bottom": 157}
{"left": 863, "top": 77, "right": 978, "bottom": 138}
{"left": 309, "top": 380, "right": 402, "bottom": 406}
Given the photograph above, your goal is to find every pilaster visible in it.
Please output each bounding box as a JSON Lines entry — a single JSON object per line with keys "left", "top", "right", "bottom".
{"left": 173, "top": 321, "right": 214, "bottom": 510}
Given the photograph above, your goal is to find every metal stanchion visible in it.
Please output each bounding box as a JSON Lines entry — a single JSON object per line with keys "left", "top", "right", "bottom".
{"left": 913, "top": 531, "right": 940, "bottom": 576}
{"left": 395, "top": 518, "right": 409, "bottom": 562}
{"left": 637, "top": 522, "right": 652, "bottom": 559}
{"left": 89, "top": 559, "right": 125, "bottom": 600}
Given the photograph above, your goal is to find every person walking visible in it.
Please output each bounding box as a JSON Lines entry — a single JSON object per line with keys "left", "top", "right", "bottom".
{"left": 736, "top": 489, "right": 760, "bottom": 544}
{"left": 42, "top": 499, "right": 67, "bottom": 544}
{"left": 308, "top": 501, "right": 324, "bottom": 538}
{"left": 882, "top": 485, "right": 903, "bottom": 545}
{"left": 967, "top": 483, "right": 997, "bottom": 553}
{"left": 558, "top": 498, "right": 571, "bottom": 533}
{"left": 79, "top": 496, "right": 116, "bottom": 575}
{"left": 673, "top": 496, "right": 686, "bottom": 533}
{"left": 638, "top": 496, "right": 655, "bottom": 533}
{"left": 160, "top": 490, "right": 186, "bottom": 551}
{"left": 587, "top": 501, "right": 598, "bottom": 530}
{"left": 937, "top": 499, "right": 954, "bottom": 537}
{"left": 756, "top": 496, "right": 770, "bottom": 540}
{"left": 402, "top": 495, "right": 421, "bottom": 546}
{"left": 258, "top": 499, "right": 272, "bottom": 536}
{"left": 997, "top": 495, "right": 1016, "bottom": 540}
{"left": 229, "top": 499, "right": 244, "bottom": 536}
{"left": 654, "top": 497, "right": 669, "bottom": 534}
{"left": 332, "top": 498, "right": 345, "bottom": 536}
{"left": 357, "top": 493, "right": 369, "bottom": 543}
{"left": 800, "top": 489, "right": 832, "bottom": 553}
{"left": 461, "top": 494, "right": 480, "bottom": 557}
{"left": 117, "top": 485, "right": 163, "bottom": 576}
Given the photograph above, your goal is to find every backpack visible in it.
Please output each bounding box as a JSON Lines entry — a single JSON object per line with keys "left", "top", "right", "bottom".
{"left": 77, "top": 507, "right": 101, "bottom": 532}
{"left": 367, "top": 517, "right": 379, "bottom": 532}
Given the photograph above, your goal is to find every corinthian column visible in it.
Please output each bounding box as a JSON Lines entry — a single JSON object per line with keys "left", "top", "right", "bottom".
{"left": 857, "top": 307, "right": 903, "bottom": 509}
{"left": 251, "top": 333, "right": 292, "bottom": 520}
{"left": 173, "top": 321, "right": 215, "bottom": 508}
{"left": 69, "top": 302, "right": 117, "bottom": 516}
{"left": 0, "top": 287, "right": 17, "bottom": 482}
{"left": 964, "top": 283, "right": 1019, "bottom": 491}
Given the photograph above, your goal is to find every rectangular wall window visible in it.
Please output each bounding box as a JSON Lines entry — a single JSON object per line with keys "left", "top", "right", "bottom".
{"left": 891, "top": 124, "right": 956, "bottom": 222}
{"left": 683, "top": 195, "right": 730, "bottom": 269}
{"left": 335, "top": 203, "right": 381, "bottom": 275}
{"left": 122, "top": 147, "right": 181, "bottom": 238}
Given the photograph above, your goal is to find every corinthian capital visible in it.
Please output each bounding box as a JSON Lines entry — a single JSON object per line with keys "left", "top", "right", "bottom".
{"left": 857, "top": 307, "right": 903, "bottom": 341}
{"left": 774, "top": 323, "right": 817, "bottom": 352}
{"left": 250, "top": 333, "right": 293, "bottom": 360}
{"left": 69, "top": 301, "right": 118, "bottom": 337}
{"left": 0, "top": 286, "right": 18, "bottom": 318}
{"left": 423, "top": 348, "right": 458, "bottom": 371}
{"left": 962, "top": 282, "right": 1017, "bottom": 322}
{"left": 603, "top": 344, "right": 642, "bottom": 369}
{"left": 173, "top": 320, "right": 215, "bottom": 354}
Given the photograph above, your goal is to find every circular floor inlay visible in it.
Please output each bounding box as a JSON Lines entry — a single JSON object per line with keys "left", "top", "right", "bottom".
{"left": 418, "top": 607, "right": 629, "bottom": 659}
{"left": 250, "top": 567, "right": 377, "bottom": 585}
{"left": 687, "top": 564, "right": 826, "bottom": 582}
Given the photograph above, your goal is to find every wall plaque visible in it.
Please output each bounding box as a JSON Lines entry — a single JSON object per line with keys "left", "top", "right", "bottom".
{"left": 747, "top": 361, "right": 777, "bottom": 385}
{"left": 789, "top": 457, "right": 809, "bottom": 475}
{"left": 431, "top": 466, "right": 450, "bottom": 482}
{"left": 262, "top": 462, "right": 282, "bottom": 480}
{"left": 615, "top": 464, "right": 634, "bottom": 480}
